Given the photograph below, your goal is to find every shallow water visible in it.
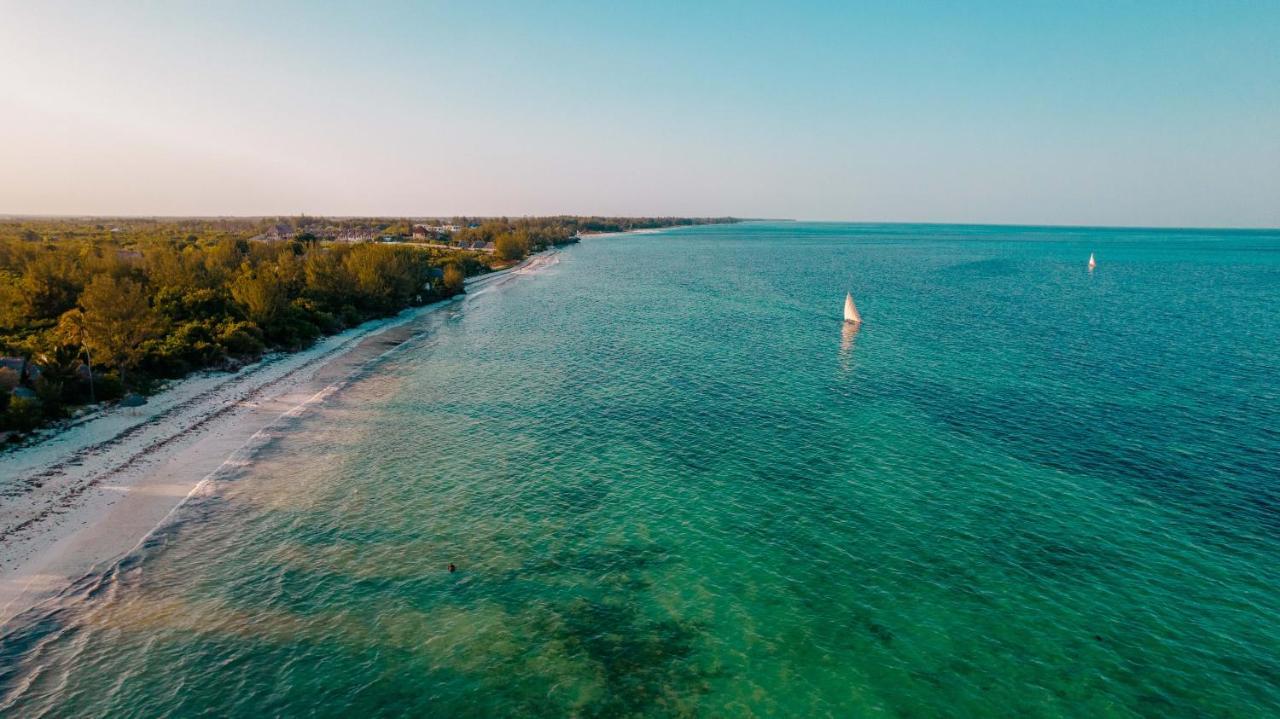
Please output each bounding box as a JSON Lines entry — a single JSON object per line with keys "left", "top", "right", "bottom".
{"left": 2, "top": 223, "right": 1278, "bottom": 717}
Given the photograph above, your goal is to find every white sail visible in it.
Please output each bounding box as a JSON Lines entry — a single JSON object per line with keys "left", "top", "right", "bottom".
{"left": 843, "top": 292, "right": 861, "bottom": 324}
{"left": 1088, "top": 252, "right": 1096, "bottom": 269}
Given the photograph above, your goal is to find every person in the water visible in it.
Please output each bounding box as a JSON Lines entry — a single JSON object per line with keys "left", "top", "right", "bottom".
{"left": 448, "top": 563, "right": 456, "bottom": 573}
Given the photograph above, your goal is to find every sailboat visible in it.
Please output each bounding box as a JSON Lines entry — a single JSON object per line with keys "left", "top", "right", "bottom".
{"left": 1088, "top": 253, "right": 1097, "bottom": 270}
{"left": 843, "top": 292, "right": 861, "bottom": 324}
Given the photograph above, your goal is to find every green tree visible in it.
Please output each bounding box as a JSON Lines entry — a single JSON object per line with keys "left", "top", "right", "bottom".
{"left": 22, "top": 253, "right": 83, "bottom": 320}
{"left": 303, "top": 248, "right": 353, "bottom": 311}
{"left": 494, "top": 233, "right": 529, "bottom": 262}
{"left": 230, "top": 268, "right": 288, "bottom": 325}
{"left": 343, "top": 244, "right": 421, "bottom": 313}
{"left": 442, "top": 264, "right": 465, "bottom": 295}
{"left": 54, "top": 309, "right": 93, "bottom": 400}
{"left": 79, "top": 275, "right": 161, "bottom": 384}
{"left": 204, "top": 238, "right": 247, "bottom": 280}
{"left": 0, "top": 280, "right": 24, "bottom": 331}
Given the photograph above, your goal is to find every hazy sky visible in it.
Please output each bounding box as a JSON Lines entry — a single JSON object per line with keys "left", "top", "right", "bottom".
{"left": 2, "top": 1, "right": 1277, "bottom": 226}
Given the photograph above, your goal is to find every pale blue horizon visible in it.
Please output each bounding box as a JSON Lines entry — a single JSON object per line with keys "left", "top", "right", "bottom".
{"left": 1, "top": 1, "right": 1277, "bottom": 228}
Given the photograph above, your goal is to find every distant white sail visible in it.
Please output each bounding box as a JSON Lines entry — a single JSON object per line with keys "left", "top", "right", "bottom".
{"left": 1088, "top": 252, "right": 1096, "bottom": 270}
{"left": 843, "top": 292, "right": 861, "bottom": 324}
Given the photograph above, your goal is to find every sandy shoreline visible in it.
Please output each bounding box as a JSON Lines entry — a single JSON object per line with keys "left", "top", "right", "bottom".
{"left": 0, "top": 251, "right": 558, "bottom": 627}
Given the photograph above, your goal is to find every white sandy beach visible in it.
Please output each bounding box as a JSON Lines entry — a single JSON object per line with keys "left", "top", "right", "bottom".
{"left": 0, "top": 252, "right": 558, "bottom": 626}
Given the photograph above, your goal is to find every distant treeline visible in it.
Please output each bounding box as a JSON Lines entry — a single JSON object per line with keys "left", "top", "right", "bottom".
{"left": 448, "top": 216, "right": 736, "bottom": 259}
{"left": 0, "top": 215, "right": 734, "bottom": 438}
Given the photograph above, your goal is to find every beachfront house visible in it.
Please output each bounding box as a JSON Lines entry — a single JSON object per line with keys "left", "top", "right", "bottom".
{"left": 333, "top": 229, "right": 376, "bottom": 244}
{"left": 250, "top": 223, "right": 296, "bottom": 243}
{"left": 412, "top": 224, "right": 459, "bottom": 241}
{"left": 265, "top": 223, "right": 294, "bottom": 242}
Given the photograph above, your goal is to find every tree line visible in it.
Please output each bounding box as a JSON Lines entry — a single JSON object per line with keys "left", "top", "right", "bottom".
{"left": 0, "top": 225, "right": 480, "bottom": 436}
{"left": 0, "top": 215, "right": 734, "bottom": 439}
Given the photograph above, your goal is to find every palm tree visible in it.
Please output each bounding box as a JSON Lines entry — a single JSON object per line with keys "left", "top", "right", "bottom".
{"left": 36, "top": 343, "right": 89, "bottom": 405}
{"left": 55, "top": 309, "right": 95, "bottom": 404}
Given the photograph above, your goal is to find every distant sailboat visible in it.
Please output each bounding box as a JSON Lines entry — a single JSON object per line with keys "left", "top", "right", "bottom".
{"left": 1088, "top": 253, "right": 1097, "bottom": 270}
{"left": 843, "top": 292, "right": 861, "bottom": 324}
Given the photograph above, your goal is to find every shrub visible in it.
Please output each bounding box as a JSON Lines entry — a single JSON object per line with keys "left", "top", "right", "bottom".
{"left": 339, "top": 305, "right": 363, "bottom": 328}
{"left": 2, "top": 395, "right": 44, "bottom": 432}
{"left": 443, "top": 264, "right": 465, "bottom": 295}
{"left": 93, "top": 373, "right": 125, "bottom": 402}
{"left": 217, "top": 321, "right": 266, "bottom": 358}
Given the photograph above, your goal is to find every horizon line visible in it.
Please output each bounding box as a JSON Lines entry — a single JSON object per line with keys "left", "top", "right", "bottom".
{"left": 0, "top": 214, "right": 1276, "bottom": 233}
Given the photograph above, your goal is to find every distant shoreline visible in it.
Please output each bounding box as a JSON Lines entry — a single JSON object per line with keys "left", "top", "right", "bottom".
{"left": 576, "top": 220, "right": 747, "bottom": 238}
{"left": 8, "top": 216, "right": 1274, "bottom": 231}
{"left": 0, "top": 251, "right": 559, "bottom": 628}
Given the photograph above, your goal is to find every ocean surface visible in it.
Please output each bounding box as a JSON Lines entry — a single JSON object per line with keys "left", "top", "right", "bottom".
{"left": 2, "top": 222, "right": 1278, "bottom": 717}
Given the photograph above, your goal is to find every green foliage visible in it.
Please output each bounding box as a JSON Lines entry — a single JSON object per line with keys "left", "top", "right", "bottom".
{"left": 2, "top": 395, "right": 43, "bottom": 432}
{"left": 343, "top": 243, "right": 430, "bottom": 313}
{"left": 231, "top": 268, "right": 289, "bottom": 325}
{"left": 217, "top": 321, "right": 266, "bottom": 357}
{"left": 495, "top": 232, "right": 530, "bottom": 261}
{"left": 34, "top": 344, "right": 92, "bottom": 406}
{"left": 141, "top": 321, "right": 224, "bottom": 378}
{"left": 155, "top": 286, "right": 233, "bottom": 324}
{"left": 0, "top": 215, "right": 735, "bottom": 437}
{"left": 80, "top": 275, "right": 161, "bottom": 380}
{"left": 443, "top": 264, "right": 465, "bottom": 294}
{"left": 22, "top": 253, "right": 83, "bottom": 321}
{"left": 0, "top": 278, "right": 26, "bottom": 331}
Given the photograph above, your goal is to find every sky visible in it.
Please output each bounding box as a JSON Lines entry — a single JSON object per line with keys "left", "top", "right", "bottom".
{"left": 1, "top": 1, "right": 1277, "bottom": 227}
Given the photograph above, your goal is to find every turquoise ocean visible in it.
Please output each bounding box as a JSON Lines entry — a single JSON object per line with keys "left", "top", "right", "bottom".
{"left": 1, "top": 222, "right": 1278, "bottom": 717}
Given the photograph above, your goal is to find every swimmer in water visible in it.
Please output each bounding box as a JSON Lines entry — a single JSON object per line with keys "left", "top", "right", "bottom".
{"left": 448, "top": 563, "right": 456, "bottom": 573}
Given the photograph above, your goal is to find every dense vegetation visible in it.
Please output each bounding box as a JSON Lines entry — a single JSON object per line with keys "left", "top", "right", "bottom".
{"left": 0, "top": 215, "right": 734, "bottom": 439}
